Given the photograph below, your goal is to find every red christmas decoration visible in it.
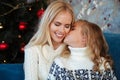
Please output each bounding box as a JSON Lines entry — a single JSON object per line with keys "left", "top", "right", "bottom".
{"left": 19, "top": 22, "right": 27, "bottom": 30}
{"left": 20, "top": 43, "right": 25, "bottom": 53}
{"left": 37, "top": 8, "right": 44, "bottom": 18}
{"left": 0, "top": 43, "right": 8, "bottom": 50}
{"left": 20, "top": 46, "right": 24, "bottom": 52}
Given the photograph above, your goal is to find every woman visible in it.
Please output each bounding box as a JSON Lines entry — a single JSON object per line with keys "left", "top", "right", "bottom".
{"left": 24, "top": 1, "right": 75, "bottom": 80}
{"left": 48, "top": 19, "right": 117, "bottom": 80}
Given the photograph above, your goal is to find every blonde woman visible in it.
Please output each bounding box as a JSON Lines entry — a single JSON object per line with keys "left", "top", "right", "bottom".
{"left": 24, "top": 1, "right": 75, "bottom": 80}
{"left": 48, "top": 20, "right": 117, "bottom": 80}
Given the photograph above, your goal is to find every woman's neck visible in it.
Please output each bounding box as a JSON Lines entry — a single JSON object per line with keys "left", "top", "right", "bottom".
{"left": 52, "top": 42, "right": 62, "bottom": 50}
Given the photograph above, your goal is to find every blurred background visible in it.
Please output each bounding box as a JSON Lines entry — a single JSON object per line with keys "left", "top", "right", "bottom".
{"left": 0, "top": 0, "right": 120, "bottom": 63}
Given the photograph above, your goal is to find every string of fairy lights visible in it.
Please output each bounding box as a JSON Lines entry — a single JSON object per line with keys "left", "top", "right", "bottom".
{"left": 0, "top": 2, "right": 27, "bottom": 51}
{"left": 0, "top": 0, "right": 46, "bottom": 63}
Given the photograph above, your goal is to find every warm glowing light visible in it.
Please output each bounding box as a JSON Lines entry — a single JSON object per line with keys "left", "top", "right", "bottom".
{"left": 0, "top": 23, "right": 3, "bottom": 29}
{"left": 0, "top": 42, "right": 8, "bottom": 50}
{"left": 18, "top": 35, "right": 22, "bottom": 38}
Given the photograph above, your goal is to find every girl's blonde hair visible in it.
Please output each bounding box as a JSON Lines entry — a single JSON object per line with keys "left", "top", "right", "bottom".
{"left": 62, "top": 19, "right": 113, "bottom": 71}
{"left": 25, "top": 0, "right": 75, "bottom": 48}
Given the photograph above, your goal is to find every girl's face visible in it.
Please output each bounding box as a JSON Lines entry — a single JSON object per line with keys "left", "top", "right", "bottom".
{"left": 50, "top": 11, "right": 72, "bottom": 47}
{"left": 64, "top": 22, "right": 87, "bottom": 48}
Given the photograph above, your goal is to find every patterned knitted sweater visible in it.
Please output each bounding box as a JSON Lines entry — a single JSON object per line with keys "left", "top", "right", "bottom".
{"left": 47, "top": 46, "right": 117, "bottom": 80}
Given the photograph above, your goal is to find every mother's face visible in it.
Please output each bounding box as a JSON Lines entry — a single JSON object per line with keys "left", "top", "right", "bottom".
{"left": 64, "top": 23, "right": 87, "bottom": 48}
{"left": 49, "top": 11, "right": 72, "bottom": 46}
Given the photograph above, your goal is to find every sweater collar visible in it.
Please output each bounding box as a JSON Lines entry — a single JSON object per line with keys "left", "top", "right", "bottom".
{"left": 45, "top": 43, "right": 65, "bottom": 53}
{"left": 68, "top": 46, "right": 89, "bottom": 56}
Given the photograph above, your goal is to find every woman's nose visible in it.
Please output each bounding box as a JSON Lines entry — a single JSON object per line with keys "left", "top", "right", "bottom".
{"left": 59, "top": 26, "right": 65, "bottom": 32}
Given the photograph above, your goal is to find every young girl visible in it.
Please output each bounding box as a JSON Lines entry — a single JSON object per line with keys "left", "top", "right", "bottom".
{"left": 24, "top": 1, "right": 75, "bottom": 80}
{"left": 47, "top": 20, "right": 117, "bottom": 80}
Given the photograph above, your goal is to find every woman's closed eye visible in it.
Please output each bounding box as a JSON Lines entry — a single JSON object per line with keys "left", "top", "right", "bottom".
{"left": 54, "top": 22, "right": 71, "bottom": 29}
{"left": 55, "top": 22, "right": 61, "bottom": 26}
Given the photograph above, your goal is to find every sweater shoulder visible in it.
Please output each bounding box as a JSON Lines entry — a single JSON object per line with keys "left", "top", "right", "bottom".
{"left": 25, "top": 45, "right": 42, "bottom": 50}
{"left": 24, "top": 45, "right": 43, "bottom": 58}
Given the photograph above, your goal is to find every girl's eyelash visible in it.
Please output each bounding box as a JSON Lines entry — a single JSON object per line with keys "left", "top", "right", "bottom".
{"left": 65, "top": 25, "right": 70, "bottom": 28}
{"left": 71, "top": 27, "right": 75, "bottom": 30}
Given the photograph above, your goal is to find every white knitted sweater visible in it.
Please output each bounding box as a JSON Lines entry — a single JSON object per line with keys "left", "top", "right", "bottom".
{"left": 24, "top": 44, "right": 65, "bottom": 80}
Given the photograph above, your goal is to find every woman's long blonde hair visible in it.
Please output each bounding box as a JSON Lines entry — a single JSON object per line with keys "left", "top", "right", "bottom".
{"left": 25, "top": 0, "right": 75, "bottom": 48}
